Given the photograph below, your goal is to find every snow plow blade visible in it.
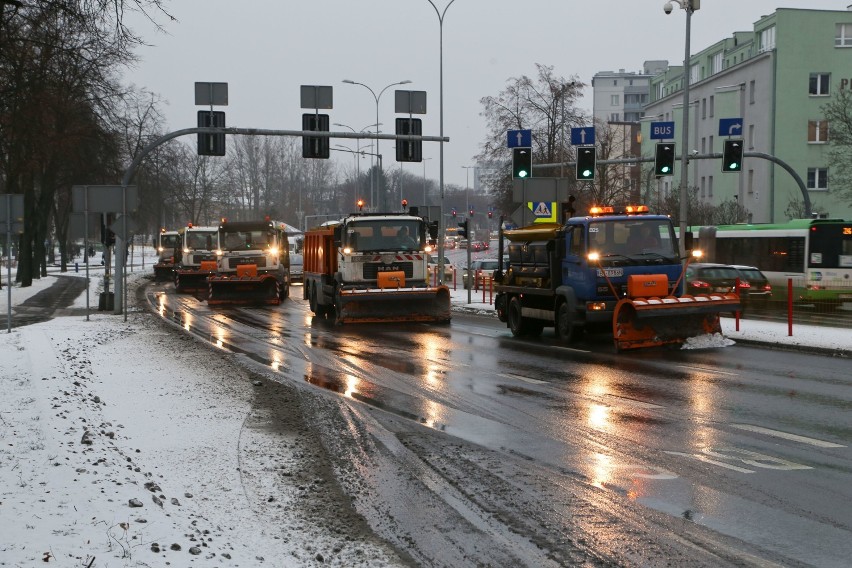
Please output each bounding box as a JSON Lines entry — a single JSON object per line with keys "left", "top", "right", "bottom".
{"left": 613, "top": 293, "right": 740, "bottom": 351}
{"left": 153, "top": 262, "right": 174, "bottom": 282}
{"left": 336, "top": 286, "right": 451, "bottom": 324}
{"left": 207, "top": 268, "right": 281, "bottom": 306}
{"left": 174, "top": 262, "right": 218, "bottom": 294}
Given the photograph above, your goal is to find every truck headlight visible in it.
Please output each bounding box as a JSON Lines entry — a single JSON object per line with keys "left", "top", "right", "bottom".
{"left": 268, "top": 246, "right": 279, "bottom": 256}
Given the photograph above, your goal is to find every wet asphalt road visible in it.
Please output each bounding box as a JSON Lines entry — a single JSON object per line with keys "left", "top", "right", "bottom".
{"left": 142, "top": 278, "right": 851, "bottom": 568}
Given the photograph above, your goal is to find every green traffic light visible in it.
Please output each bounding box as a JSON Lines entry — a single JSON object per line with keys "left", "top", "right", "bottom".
{"left": 518, "top": 170, "right": 528, "bottom": 178}
{"left": 581, "top": 169, "right": 592, "bottom": 178}
{"left": 660, "top": 166, "right": 670, "bottom": 174}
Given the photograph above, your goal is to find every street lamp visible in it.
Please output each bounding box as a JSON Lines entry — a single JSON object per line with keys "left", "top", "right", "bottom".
{"left": 342, "top": 79, "right": 412, "bottom": 210}
{"left": 422, "top": 157, "right": 433, "bottom": 206}
{"left": 334, "top": 122, "right": 379, "bottom": 206}
{"left": 425, "top": 0, "right": 457, "bottom": 284}
{"left": 462, "top": 165, "right": 476, "bottom": 213}
{"left": 664, "top": 0, "right": 698, "bottom": 256}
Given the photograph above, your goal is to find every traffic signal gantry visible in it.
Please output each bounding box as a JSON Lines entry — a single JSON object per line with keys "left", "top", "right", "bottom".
{"left": 654, "top": 143, "right": 676, "bottom": 177}
{"left": 722, "top": 139, "right": 744, "bottom": 172}
{"left": 512, "top": 147, "right": 532, "bottom": 178}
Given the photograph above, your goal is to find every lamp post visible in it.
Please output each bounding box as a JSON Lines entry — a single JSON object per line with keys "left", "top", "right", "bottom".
{"left": 334, "top": 122, "right": 378, "bottom": 207}
{"left": 342, "top": 79, "right": 412, "bottom": 211}
{"left": 664, "top": 0, "right": 698, "bottom": 256}
{"left": 422, "top": 157, "right": 433, "bottom": 206}
{"left": 462, "top": 165, "right": 475, "bottom": 213}
{"left": 425, "top": 0, "right": 456, "bottom": 284}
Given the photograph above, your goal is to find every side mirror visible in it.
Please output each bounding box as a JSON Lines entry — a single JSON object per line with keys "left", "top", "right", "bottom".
{"left": 683, "top": 232, "right": 694, "bottom": 251}
{"left": 333, "top": 226, "right": 342, "bottom": 247}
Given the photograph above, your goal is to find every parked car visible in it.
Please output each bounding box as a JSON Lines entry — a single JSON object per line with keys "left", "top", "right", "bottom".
{"left": 462, "top": 258, "right": 501, "bottom": 290}
{"left": 427, "top": 254, "right": 454, "bottom": 283}
{"left": 731, "top": 264, "right": 772, "bottom": 302}
{"left": 684, "top": 263, "right": 740, "bottom": 295}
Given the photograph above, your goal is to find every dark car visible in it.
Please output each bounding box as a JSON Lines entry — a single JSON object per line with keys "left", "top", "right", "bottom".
{"left": 731, "top": 264, "right": 772, "bottom": 302}
{"left": 684, "top": 263, "right": 740, "bottom": 295}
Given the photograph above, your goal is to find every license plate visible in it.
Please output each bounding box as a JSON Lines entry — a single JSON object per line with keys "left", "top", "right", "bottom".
{"left": 596, "top": 268, "right": 624, "bottom": 277}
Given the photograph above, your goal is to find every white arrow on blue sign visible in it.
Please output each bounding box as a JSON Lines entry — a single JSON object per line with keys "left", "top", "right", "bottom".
{"left": 718, "top": 118, "right": 743, "bottom": 136}
{"left": 507, "top": 129, "right": 532, "bottom": 148}
{"left": 570, "top": 127, "right": 595, "bottom": 146}
{"left": 650, "top": 121, "right": 675, "bottom": 140}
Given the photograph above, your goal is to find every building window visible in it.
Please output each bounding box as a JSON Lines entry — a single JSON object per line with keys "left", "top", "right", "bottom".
{"left": 709, "top": 135, "right": 714, "bottom": 153}
{"left": 613, "top": 79, "right": 618, "bottom": 86}
{"left": 808, "top": 120, "right": 829, "bottom": 143}
{"left": 749, "top": 124, "right": 755, "bottom": 149}
{"left": 759, "top": 26, "right": 776, "bottom": 51}
{"left": 610, "top": 113, "right": 620, "bottom": 121}
{"left": 709, "top": 95, "right": 715, "bottom": 117}
{"left": 749, "top": 80, "right": 756, "bottom": 104}
{"left": 701, "top": 137, "right": 706, "bottom": 153}
{"left": 629, "top": 79, "right": 634, "bottom": 86}
{"left": 712, "top": 52, "right": 723, "bottom": 74}
{"left": 690, "top": 64, "right": 700, "bottom": 85}
{"left": 835, "top": 23, "right": 852, "bottom": 47}
{"left": 700, "top": 176, "right": 706, "bottom": 199}
{"left": 748, "top": 170, "right": 754, "bottom": 195}
{"left": 809, "top": 73, "right": 830, "bottom": 95}
{"left": 807, "top": 168, "right": 828, "bottom": 190}
{"left": 611, "top": 94, "right": 620, "bottom": 106}
{"left": 708, "top": 175, "right": 714, "bottom": 198}
{"left": 701, "top": 98, "right": 707, "bottom": 119}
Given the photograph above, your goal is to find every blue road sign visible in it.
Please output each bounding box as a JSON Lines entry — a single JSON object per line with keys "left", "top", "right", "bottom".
{"left": 570, "top": 127, "right": 595, "bottom": 146}
{"left": 507, "top": 129, "right": 532, "bottom": 148}
{"left": 650, "top": 121, "right": 675, "bottom": 140}
{"left": 719, "top": 118, "right": 743, "bottom": 137}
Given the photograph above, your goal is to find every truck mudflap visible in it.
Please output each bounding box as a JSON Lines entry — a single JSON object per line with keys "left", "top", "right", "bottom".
{"left": 174, "top": 261, "right": 218, "bottom": 294}
{"left": 207, "top": 265, "right": 281, "bottom": 306}
{"left": 612, "top": 293, "right": 741, "bottom": 351}
{"left": 336, "top": 285, "right": 451, "bottom": 324}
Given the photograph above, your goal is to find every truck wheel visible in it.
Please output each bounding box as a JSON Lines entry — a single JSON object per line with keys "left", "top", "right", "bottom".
{"left": 556, "top": 302, "right": 583, "bottom": 343}
{"left": 308, "top": 283, "right": 318, "bottom": 312}
{"left": 508, "top": 296, "right": 530, "bottom": 337}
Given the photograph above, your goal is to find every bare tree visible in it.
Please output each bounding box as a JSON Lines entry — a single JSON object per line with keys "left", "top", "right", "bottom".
{"left": 821, "top": 89, "right": 852, "bottom": 207}
{"left": 477, "top": 64, "right": 586, "bottom": 216}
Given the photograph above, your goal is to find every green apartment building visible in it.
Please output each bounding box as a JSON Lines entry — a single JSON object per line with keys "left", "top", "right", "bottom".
{"left": 641, "top": 6, "right": 852, "bottom": 223}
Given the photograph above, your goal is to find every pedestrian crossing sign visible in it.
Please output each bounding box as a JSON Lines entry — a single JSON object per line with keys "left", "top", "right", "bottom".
{"left": 529, "top": 201, "right": 556, "bottom": 223}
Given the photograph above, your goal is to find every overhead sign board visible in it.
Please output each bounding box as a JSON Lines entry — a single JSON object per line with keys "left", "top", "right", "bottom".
{"left": 570, "top": 126, "right": 595, "bottom": 146}
{"left": 650, "top": 121, "right": 675, "bottom": 140}
{"left": 719, "top": 117, "right": 743, "bottom": 136}
{"left": 194, "top": 82, "right": 228, "bottom": 106}
{"left": 507, "top": 129, "right": 532, "bottom": 148}
{"left": 109, "top": 214, "right": 138, "bottom": 238}
{"left": 72, "top": 185, "right": 138, "bottom": 214}
{"left": 395, "top": 90, "right": 427, "bottom": 114}
{"left": 300, "top": 85, "right": 333, "bottom": 109}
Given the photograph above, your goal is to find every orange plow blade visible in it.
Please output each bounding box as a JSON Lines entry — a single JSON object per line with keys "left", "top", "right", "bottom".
{"left": 613, "top": 293, "right": 740, "bottom": 351}
{"left": 336, "top": 286, "right": 451, "bottom": 324}
{"left": 207, "top": 273, "right": 281, "bottom": 306}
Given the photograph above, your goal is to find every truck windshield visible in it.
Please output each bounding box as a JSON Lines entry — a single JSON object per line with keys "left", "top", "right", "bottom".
{"left": 346, "top": 220, "right": 422, "bottom": 251}
{"left": 185, "top": 231, "right": 217, "bottom": 250}
{"left": 221, "top": 230, "right": 273, "bottom": 251}
{"left": 588, "top": 220, "right": 677, "bottom": 258}
{"left": 159, "top": 234, "right": 179, "bottom": 248}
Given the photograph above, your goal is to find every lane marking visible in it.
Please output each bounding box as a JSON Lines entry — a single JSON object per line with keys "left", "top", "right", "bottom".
{"left": 500, "top": 373, "right": 548, "bottom": 385}
{"left": 676, "top": 364, "right": 739, "bottom": 377}
{"left": 604, "top": 395, "right": 663, "bottom": 410}
{"left": 731, "top": 424, "right": 846, "bottom": 448}
{"left": 664, "top": 451, "right": 755, "bottom": 473}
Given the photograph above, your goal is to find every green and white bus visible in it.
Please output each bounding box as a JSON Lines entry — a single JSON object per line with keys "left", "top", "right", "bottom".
{"left": 698, "top": 218, "right": 852, "bottom": 307}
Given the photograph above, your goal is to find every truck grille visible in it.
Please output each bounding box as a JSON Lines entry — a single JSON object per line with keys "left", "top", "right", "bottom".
{"left": 363, "top": 262, "right": 413, "bottom": 279}
{"left": 227, "top": 256, "right": 268, "bottom": 269}
{"left": 191, "top": 253, "right": 215, "bottom": 264}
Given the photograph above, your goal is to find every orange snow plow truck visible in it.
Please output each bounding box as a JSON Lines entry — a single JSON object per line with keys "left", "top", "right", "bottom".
{"left": 494, "top": 205, "right": 741, "bottom": 351}
{"left": 303, "top": 212, "right": 451, "bottom": 324}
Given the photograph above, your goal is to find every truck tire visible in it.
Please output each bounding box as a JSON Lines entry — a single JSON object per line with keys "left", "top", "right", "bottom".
{"left": 508, "top": 296, "right": 542, "bottom": 337}
{"left": 308, "top": 283, "right": 318, "bottom": 312}
{"left": 556, "top": 301, "right": 584, "bottom": 343}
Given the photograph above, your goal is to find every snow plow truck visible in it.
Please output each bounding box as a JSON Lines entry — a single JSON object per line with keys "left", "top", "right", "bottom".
{"left": 303, "top": 212, "right": 451, "bottom": 324}
{"left": 173, "top": 223, "right": 219, "bottom": 294}
{"left": 153, "top": 228, "right": 179, "bottom": 282}
{"left": 494, "top": 205, "right": 740, "bottom": 351}
{"left": 207, "top": 219, "right": 291, "bottom": 306}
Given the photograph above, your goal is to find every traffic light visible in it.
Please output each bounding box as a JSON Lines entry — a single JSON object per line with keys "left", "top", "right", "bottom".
{"left": 302, "top": 113, "right": 330, "bottom": 159}
{"left": 458, "top": 219, "right": 468, "bottom": 239}
{"left": 722, "top": 139, "right": 743, "bottom": 172}
{"left": 197, "top": 110, "right": 226, "bottom": 156}
{"left": 468, "top": 208, "right": 474, "bottom": 217}
{"left": 395, "top": 118, "right": 422, "bottom": 162}
{"left": 451, "top": 209, "right": 457, "bottom": 217}
{"left": 487, "top": 211, "right": 493, "bottom": 219}
{"left": 654, "top": 143, "right": 676, "bottom": 177}
{"left": 512, "top": 147, "right": 532, "bottom": 178}
{"left": 576, "top": 146, "right": 596, "bottom": 181}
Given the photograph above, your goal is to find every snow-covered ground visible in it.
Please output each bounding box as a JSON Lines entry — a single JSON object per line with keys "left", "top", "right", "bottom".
{"left": 1, "top": 253, "right": 849, "bottom": 567}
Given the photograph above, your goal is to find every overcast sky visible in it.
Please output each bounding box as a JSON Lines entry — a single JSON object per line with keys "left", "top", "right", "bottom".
{"left": 124, "top": 1, "right": 848, "bottom": 193}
